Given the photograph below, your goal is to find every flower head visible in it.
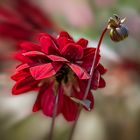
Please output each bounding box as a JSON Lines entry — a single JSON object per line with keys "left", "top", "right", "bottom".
{"left": 11, "top": 31, "right": 106, "bottom": 121}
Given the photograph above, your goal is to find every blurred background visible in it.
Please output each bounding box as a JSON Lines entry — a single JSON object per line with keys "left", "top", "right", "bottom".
{"left": 0, "top": 0, "right": 140, "bottom": 140}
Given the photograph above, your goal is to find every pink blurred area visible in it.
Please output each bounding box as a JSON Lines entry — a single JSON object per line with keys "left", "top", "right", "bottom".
{"left": 35, "top": 0, "right": 95, "bottom": 28}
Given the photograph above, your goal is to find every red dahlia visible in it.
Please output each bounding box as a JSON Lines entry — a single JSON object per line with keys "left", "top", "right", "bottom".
{"left": 11, "top": 31, "right": 106, "bottom": 121}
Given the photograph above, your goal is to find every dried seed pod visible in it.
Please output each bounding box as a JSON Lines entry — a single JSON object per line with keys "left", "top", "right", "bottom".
{"left": 108, "top": 15, "right": 128, "bottom": 42}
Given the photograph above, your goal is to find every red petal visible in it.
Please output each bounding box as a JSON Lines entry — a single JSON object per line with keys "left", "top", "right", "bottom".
{"left": 14, "top": 53, "right": 32, "bottom": 63}
{"left": 12, "top": 76, "right": 39, "bottom": 95}
{"left": 41, "top": 83, "right": 63, "bottom": 117}
{"left": 16, "top": 63, "right": 29, "bottom": 73}
{"left": 59, "top": 31, "right": 73, "bottom": 40}
{"left": 47, "top": 55, "right": 69, "bottom": 62}
{"left": 32, "top": 83, "right": 48, "bottom": 112}
{"left": 11, "top": 70, "right": 30, "bottom": 81}
{"left": 57, "top": 37, "right": 73, "bottom": 51}
{"left": 67, "top": 63, "right": 90, "bottom": 79}
{"left": 91, "top": 70, "right": 100, "bottom": 90}
{"left": 37, "top": 32, "right": 56, "bottom": 43}
{"left": 20, "top": 41, "right": 41, "bottom": 51}
{"left": 30, "top": 62, "right": 62, "bottom": 80}
{"left": 22, "top": 51, "right": 50, "bottom": 64}
{"left": 62, "top": 95, "right": 78, "bottom": 121}
{"left": 40, "top": 36, "right": 59, "bottom": 55}
{"left": 61, "top": 43, "right": 83, "bottom": 60}
{"left": 23, "top": 51, "right": 47, "bottom": 57}
{"left": 77, "top": 38, "right": 88, "bottom": 48}
{"left": 99, "top": 77, "right": 106, "bottom": 88}
{"left": 82, "top": 48, "right": 100, "bottom": 71}
{"left": 96, "top": 64, "right": 107, "bottom": 75}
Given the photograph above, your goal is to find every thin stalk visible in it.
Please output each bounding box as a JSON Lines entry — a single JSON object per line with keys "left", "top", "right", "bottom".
{"left": 68, "top": 27, "right": 108, "bottom": 140}
{"left": 48, "top": 87, "right": 60, "bottom": 140}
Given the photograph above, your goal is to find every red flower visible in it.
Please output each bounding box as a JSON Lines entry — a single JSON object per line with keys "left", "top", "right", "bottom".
{"left": 0, "top": 0, "right": 55, "bottom": 41}
{"left": 11, "top": 31, "right": 106, "bottom": 121}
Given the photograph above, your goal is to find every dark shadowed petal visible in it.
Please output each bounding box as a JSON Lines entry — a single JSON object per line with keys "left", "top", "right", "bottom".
{"left": 12, "top": 76, "right": 39, "bottom": 95}
{"left": 30, "top": 62, "right": 62, "bottom": 80}
{"left": 20, "top": 41, "right": 41, "bottom": 51}
{"left": 41, "top": 83, "right": 63, "bottom": 117}
{"left": 32, "top": 83, "right": 49, "bottom": 112}
{"left": 40, "top": 36, "right": 59, "bottom": 55}
{"left": 67, "top": 63, "right": 90, "bottom": 79}
{"left": 99, "top": 77, "right": 106, "bottom": 88}
{"left": 62, "top": 95, "right": 78, "bottom": 121}
{"left": 76, "top": 38, "right": 88, "bottom": 48}
{"left": 61, "top": 43, "right": 83, "bottom": 60}
{"left": 96, "top": 64, "right": 107, "bottom": 75}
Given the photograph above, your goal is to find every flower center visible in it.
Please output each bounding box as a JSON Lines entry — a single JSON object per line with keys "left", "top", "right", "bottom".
{"left": 55, "top": 65, "right": 70, "bottom": 83}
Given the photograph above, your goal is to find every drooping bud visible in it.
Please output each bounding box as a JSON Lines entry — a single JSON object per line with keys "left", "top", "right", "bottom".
{"left": 108, "top": 14, "right": 128, "bottom": 42}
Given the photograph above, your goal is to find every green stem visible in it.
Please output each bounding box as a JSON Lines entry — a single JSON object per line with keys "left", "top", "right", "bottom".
{"left": 68, "top": 27, "right": 108, "bottom": 140}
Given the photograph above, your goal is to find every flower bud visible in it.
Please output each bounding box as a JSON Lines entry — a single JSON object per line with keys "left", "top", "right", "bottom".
{"left": 110, "top": 24, "right": 128, "bottom": 42}
{"left": 108, "top": 14, "right": 128, "bottom": 42}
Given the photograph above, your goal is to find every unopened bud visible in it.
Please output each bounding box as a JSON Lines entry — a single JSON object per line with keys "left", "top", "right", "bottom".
{"left": 108, "top": 14, "right": 128, "bottom": 42}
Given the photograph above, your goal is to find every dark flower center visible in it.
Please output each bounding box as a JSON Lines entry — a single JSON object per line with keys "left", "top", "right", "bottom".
{"left": 56, "top": 65, "right": 70, "bottom": 83}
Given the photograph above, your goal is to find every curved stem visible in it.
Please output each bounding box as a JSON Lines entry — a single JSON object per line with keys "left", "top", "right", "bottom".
{"left": 83, "top": 27, "right": 108, "bottom": 99}
{"left": 48, "top": 87, "right": 60, "bottom": 140}
{"left": 68, "top": 27, "right": 108, "bottom": 140}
